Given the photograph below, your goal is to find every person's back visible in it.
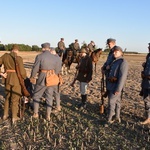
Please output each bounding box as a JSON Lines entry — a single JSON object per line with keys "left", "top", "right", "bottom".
{"left": 30, "top": 43, "right": 62, "bottom": 121}
{"left": 0, "top": 44, "right": 27, "bottom": 124}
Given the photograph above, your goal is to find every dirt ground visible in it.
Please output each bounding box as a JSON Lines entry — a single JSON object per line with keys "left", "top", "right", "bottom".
{"left": 0, "top": 51, "right": 150, "bottom": 150}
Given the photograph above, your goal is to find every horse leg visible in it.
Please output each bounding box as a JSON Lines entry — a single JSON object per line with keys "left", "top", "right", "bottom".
{"left": 61, "top": 65, "right": 64, "bottom": 75}
{"left": 65, "top": 64, "right": 68, "bottom": 75}
{"left": 95, "top": 63, "right": 96, "bottom": 73}
{"left": 68, "top": 63, "right": 72, "bottom": 74}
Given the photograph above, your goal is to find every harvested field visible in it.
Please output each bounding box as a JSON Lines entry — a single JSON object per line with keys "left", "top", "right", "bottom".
{"left": 0, "top": 52, "right": 150, "bottom": 150}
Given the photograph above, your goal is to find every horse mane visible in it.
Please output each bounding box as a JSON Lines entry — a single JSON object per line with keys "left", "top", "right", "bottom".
{"left": 92, "top": 48, "right": 102, "bottom": 53}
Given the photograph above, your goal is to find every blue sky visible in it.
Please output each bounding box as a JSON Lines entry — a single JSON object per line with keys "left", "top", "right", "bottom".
{"left": 0, "top": 0, "right": 150, "bottom": 53}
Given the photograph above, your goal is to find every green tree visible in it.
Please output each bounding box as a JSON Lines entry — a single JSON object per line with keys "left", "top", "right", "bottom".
{"left": 32, "top": 45, "right": 40, "bottom": 51}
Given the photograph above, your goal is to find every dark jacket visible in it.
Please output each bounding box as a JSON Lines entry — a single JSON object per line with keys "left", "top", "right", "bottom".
{"left": 102, "top": 46, "right": 116, "bottom": 70}
{"left": 76, "top": 55, "right": 93, "bottom": 82}
{"left": 142, "top": 53, "right": 150, "bottom": 89}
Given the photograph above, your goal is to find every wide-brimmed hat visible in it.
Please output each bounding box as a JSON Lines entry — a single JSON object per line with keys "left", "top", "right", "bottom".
{"left": 80, "top": 48, "right": 87, "bottom": 53}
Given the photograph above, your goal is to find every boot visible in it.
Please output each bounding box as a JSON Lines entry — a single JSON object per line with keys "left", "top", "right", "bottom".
{"left": 82, "top": 94, "right": 87, "bottom": 108}
{"left": 52, "top": 106, "right": 61, "bottom": 113}
{"left": 78, "top": 95, "right": 87, "bottom": 109}
{"left": 140, "top": 109, "right": 150, "bottom": 125}
{"left": 12, "top": 102, "right": 20, "bottom": 124}
{"left": 46, "top": 107, "right": 52, "bottom": 121}
{"left": 33, "top": 100, "right": 39, "bottom": 114}
{"left": 3, "top": 99, "right": 9, "bottom": 120}
{"left": 32, "top": 113, "right": 39, "bottom": 118}
{"left": 140, "top": 118, "right": 150, "bottom": 125}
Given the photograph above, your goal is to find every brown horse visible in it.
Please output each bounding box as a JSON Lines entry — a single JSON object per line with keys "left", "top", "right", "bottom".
{"left": 61, "top": 49, "right": 74, "bottom": 75}
{"left": 90, "top": 48, "right": 103, "bottom": 73}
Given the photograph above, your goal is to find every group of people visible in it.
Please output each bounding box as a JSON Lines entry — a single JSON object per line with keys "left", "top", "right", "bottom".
{"left": 0, "top": 38, "right": 149, "bottom": 126}
{"left": 57, "top": 38, "right": 96, "bottom": 58}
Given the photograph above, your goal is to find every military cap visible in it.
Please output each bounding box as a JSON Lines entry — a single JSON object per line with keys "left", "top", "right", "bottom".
{"left": 80, "top": 48, "right": 87, "bottom": 53}
{"left": 12, "top": 44, "right": 20, "bottom": 50}
{"left": 114, "top": 46, "right": 123, "bottom": 52}
{"left": 106, "top": 38, "right": 116, "bottom": 44}
{"left": 41, "top": 42, "right": 50, "bottom": 48}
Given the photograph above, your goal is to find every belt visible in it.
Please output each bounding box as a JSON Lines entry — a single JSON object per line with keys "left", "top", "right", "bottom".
{"left": 6, "top": 70, "right": 16, "bottom": 73}
{"left": 107, "top": 77, "right": 117, "bottom": 83}
{"left": 142, "top": 75, "right": 150, "bottom": 79}
{"left": 40, "top": 69, "right": 55, "bottom": 74}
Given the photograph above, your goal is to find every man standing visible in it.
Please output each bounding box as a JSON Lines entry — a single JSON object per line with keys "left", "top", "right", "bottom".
{"left": 30, "top": 43, "right": 62, "bottom": 121}
{"left": 57, "top": 38, "right": 66, "bottom": 57}
{"left": 140, "top": 43, "right": 150, "bottom": 125}
{"left": 0, "top": 44, "right": 27, "bottom": 124}
{"left": 76, "top": 48, "right": 93, "bottom": 109}
{"left": 106, "top": 46, "right": 128, "bottom": 124}
{"left": 101, "top": 38, "right": 116, "bottom": 74}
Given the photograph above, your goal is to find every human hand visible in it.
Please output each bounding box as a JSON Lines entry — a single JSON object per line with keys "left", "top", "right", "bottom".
{"left": 0, "top": 72, "right": 7, "bottom": 78}
{"left": 114, "top": 91, "right": 119, "bottom": 95}
{"left": 30, "top": 77, "right": 36, "bottom": 84}
{"left": 106, "top": 65, "right": 110, "bottom": 70}
{"left": 142, "top": 62, "right": 146, "bottom": 67}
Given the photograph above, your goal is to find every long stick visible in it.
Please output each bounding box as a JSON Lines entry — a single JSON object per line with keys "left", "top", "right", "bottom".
{"left": 100, "top": 73, "right": 105, "bottom": 114}
{"left": 70, "top": 68, "right": 78, "bottom": 87}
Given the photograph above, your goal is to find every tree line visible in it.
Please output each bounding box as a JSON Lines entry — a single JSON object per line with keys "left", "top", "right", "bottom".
{"left": 0, "top": 44, "right": 41, "bottom": 51}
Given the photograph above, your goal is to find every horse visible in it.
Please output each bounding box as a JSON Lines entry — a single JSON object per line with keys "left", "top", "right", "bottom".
{"left": 90, "top": 48, "right": 103, "bottom": 73}
{"left": 61, "top": 48, "right": 74, "bottom": 75}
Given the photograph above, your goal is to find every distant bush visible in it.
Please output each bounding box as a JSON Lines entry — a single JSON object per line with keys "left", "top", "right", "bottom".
{"left": 125, "top": 51, "right": 139, "bottom": 54}
{"left": 32, "top": 45, "right": 40, "bottom": 51}
{"left": 0, "top": 44, "right": 5, "bottom": 51}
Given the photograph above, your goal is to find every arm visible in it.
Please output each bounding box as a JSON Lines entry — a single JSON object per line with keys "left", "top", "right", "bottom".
{"left": 30, "top": 55, "right": 41, "bottom": 78}
{"left": 86, "top": 57, "right": 93, "bottom": 83}
{"left": 17, "top": 56, "right": 27, "bottom": 79}
{"left": 115, "top": 60, "right": 128, "bottom": 94}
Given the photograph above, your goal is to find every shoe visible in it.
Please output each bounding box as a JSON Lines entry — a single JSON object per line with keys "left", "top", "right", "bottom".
{"left": 108, "top": 120, "right": 115, "bottom": 124}
{"left": 104, "top": 120, "right": 114, "bottom": 127}
{"left": 46, "top": 116, "right": 51, "bottom": 121}
{"left": 78, "top": 103, "right": 86, "bottom": 109}
{"left": 3, "top": 115, "right": 9, "bottom": 121}
{"left": 139, "top": 90, "right": 143, "bottom": 96}
{"left": 32, "top": 113, "right": 39, "bottom": 118}
{"left": 12, "top": 117, "right": 20, "bottom": 124}
{"left": 53, "top": 106, "right": 61, "bottom": 113}
{"left": 115, "top": 117, "right": 121, "bottom": 123}
{"left": 140, "top": 118, "right": 150, "bottom": 125}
